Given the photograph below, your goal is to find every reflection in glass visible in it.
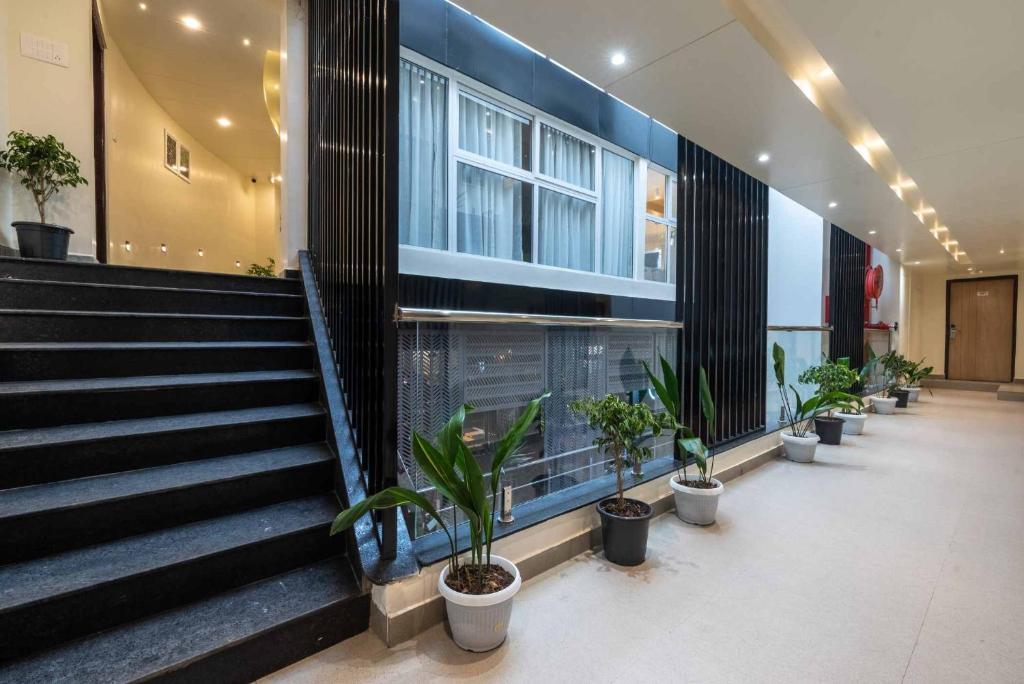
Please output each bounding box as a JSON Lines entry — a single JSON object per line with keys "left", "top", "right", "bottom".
{"left": 646, "top": 168, "right": 667, "bottom": 217}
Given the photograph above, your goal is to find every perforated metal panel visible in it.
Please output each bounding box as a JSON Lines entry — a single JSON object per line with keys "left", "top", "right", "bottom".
{"left": 607, "top": 330, "right": 655, "bottom": 395}
{"left": 462, "top": 327, "right": 546, "bottom": 412}
{"left": 544, "top": 327, "right": 605, "bottom": 458}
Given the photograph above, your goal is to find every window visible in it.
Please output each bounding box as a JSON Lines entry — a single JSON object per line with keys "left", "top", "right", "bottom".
{"left": 458, "top": 93, "right": 530, "bottom": 170}
{"left": 601, "top": 150, "right": 634, "bottom": 277}
{"left": 538, "top": 188, "right": 595, "bottom": 271}
{"left": 539, "top": 124, "right": 594, "bottom": 191}
{"left": 399, "top": 61, "right": 448, "bottom": 249}
{"left": 457, "top": 163, "right": 531, "bottom": 261}
{"left": 644, "top": 167, "right": 677, "bottom": 283}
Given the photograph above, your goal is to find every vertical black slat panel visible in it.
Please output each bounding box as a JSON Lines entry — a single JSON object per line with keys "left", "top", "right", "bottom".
{"left": 677, "top": 138, "right": 768, "bottom": 447}
{"left": 307, "top": 0, "right": 399, "bottom": 558}
{"left": 829, "top": 224, "right": 866, "bottom": 369}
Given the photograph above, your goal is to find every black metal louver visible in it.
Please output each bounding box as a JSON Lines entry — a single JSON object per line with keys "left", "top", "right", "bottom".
{"left": 828, "top": 224, "right": 867, "bottom": 369}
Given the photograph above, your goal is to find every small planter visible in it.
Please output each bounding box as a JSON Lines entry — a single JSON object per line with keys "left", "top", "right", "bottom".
{"left": 873, "top": 397, "right": 897, "bottom": 414}
{"left": 14, "top": 221, "right": 74, "bottom": 260}
{"left": 906, "top": 386, "right": 921, "bottom": 402}
{"left": 437, "top": 555, "right": 522, "bottom": 652}
{"left": 813, "top": 416, "right": 844, "bottom": 445}
{"left": 597, "top": 497, "right": 653, "bottom": 566}
{"left": 892, "top": 389, "right": 910, "bottom": 408}
{"left": 781, "top": 431, "right": 819, "bottom": 463}
{"left": 836, "top": 411, "right": 867, "bottom": 435}
{"left": 670, "top": 475, "right": 723, "bottom": 526}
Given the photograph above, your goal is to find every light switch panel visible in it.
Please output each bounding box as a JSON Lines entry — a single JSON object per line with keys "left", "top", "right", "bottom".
{"left": 20, "top": 33, "right": 70, "bottom": 68}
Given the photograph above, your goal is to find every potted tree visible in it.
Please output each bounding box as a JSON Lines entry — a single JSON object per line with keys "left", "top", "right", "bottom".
{"left": 880, "top": 352, "right": 911, "bottom": 409}
{"left": 329, "top": 393, "right": 548, "bottom": 652}
{"left": 797, "top": 358, "right": 861, "bottom": 445}
{"left": 571, "top": 394, "right": 664, "bottom": 566}
{"left": 834, "top": 351, "right": 880, "bottom": 435}
{"left": 643, "top": 358, "right": 722, "bottom": 526}
{"left": 904, "top": 359, "right": 933, "bottom": 402}
{"left": 0, "top": 130, "right": 88, "bottom": 260}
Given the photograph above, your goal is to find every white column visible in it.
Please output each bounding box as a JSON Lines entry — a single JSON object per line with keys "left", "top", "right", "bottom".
{"left": 278, "top": 0, "right": 308, "bottom": 270}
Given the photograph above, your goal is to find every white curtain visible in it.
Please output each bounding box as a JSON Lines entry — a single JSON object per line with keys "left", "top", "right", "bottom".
{"left": 457, "top": 163, "right": 526, "bottom": 261}
{"left": 601, "top": 150, "right": 634, "bottom": 277}
{"left": 540, "top": 124, "right": 594, "bottom": 189}
{"left": 398, "top": 61, "right": 447, "bottom": 249}
{"left": 538, "top": 189, "right": 595, "bottom": 271}
{"left": 458, "top": 94, "right": 528, "bottom": 168}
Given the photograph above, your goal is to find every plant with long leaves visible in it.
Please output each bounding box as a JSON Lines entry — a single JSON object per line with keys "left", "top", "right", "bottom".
{"left": 905, "top": 358, "right": 934, "bottom": 389}
{"left": 329, "top": 393, "right": 549, "bottom": 590}
{"left": 0, "top": 130, "right": 87, "bottom": 223}
{"left": 837, "top": 349, "right": 880, "bottom": 414}
{"left": 773, "top": 343, "right": 861, "bottom": 436}
{"left": 880, "top": 351, "right": 913, "bottom": 397}
{"left": 642, "top": 357, "right": 718, "bottom": 487}
{"left": 570, "top": 394, "right": 663, "bottom": 507}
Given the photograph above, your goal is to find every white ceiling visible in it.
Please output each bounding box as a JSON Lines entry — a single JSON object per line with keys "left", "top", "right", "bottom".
{"left": 454, "top": 0, "right": 1024, "bottom": 274}
{"left": 100, "top": 0, "right": 282, "bottom": 178}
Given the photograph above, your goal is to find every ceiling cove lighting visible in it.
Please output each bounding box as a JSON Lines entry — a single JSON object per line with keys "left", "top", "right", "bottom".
{"left": 854, "top": 144, "right": 872, "bottom": 164}
{"left": 817, "top": 66, "right": 834, "bottom": 79}
{"left": 757, "top": 152, "right": 771, "bottom": 164}
{"left": 180, "top": 15, "right": 203, "bottom": 31}
{"left": 610, "top": 51, "right": 626, "bottom": 66}
{"left": 868, "top": 230, "right": 877, "bottom": 235}
{"left": 216, "top": 117, "right": 232, "bottom": 127}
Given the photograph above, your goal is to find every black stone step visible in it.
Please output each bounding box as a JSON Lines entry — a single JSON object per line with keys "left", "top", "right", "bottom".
{"left": 0, "top": 404, "right": 325, "bottom": 488}
{"left": 0, "top": 370, "right": 320, "bottom": 428}
{"left": 0, "top": 444, "right": 335, "bottom": 563}
{"left": 0, "top": 278, "right": 305, "bottom": 316}
{"left": 0, "top": 340, "right": 315, "bottom": 381}
{"left": 0, "top": 495, "right": 342, "bottom": 661}
{"left": 0, "top": 309, "right": 308, "bottom": 343}
{"left": 0, "top": 255, "right": 301, "bottom": 295}
{"left": 0, "top": 556, "right": 367, "bottom": 684}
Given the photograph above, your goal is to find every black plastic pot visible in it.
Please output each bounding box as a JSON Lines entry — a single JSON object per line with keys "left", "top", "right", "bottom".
{"left": 597, "top": 497, "right": 653, "bottom": 566}
{"left": 814, "top": 416, "right": 845, "bottom": 445}
{"left": 13, "top": 221, "right": 73, "bottom": 260}
{"left": 892, "top": 389, "right": 909, "bottom": 408}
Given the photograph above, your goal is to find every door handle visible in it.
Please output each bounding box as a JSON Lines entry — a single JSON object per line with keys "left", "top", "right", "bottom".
{"left": 948, "top": 323, "right": 958, "bottom": 341}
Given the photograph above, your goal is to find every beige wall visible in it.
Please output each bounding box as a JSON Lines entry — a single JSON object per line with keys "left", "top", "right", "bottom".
{"left": 1, "top": 0, "right": 96, "bottom": 257}
{"left": 907, "top": 269, "right": 1024, "bottom": 380}
{"left": 104, "top": 38, "right": 280, "bottom": 274}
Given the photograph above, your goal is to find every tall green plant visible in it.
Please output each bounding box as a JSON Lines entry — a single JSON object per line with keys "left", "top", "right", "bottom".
{"left": 798, "top": 358, "right": 859, "bottom": 418}
{"left": 880, "top": 352, "right": 913, "bottom": 396}
{"left": 0, "top": 130, "right": 87, "bottom": 223}
{"left": 329, "top": 393, "right": 549, "bottom": 589}
{"left": 772, "top": 343, "right": 860, "bottom": 436}
{"left": 571, "top": 394, "right": 663, "bottom": 507}
{"left": 642, "top": 358, "right": 718, "bottom": 486}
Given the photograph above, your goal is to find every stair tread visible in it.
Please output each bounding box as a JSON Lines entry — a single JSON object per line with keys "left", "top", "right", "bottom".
{"left": 0, "top": 340, "right": 312, "bottom": 350}
{"left": 0, "top": 494, "right": 338, "bottom": 612}
{"left": 0, "top": 556, "right": 360, "bottom": 684}
{"left": 0, "top": 308, "right": 304, "bottom": 321}
{"left": 0, "top": 277, "right": 305, "bottom": 299}
{"left": 0, "top": 404, "right": 324, "bottom": 450}
{"left": 0, "top": 443, "right": 332, "bottom": 520}
{"left": 0, "top": 369, "right": 318, "bottom": 395}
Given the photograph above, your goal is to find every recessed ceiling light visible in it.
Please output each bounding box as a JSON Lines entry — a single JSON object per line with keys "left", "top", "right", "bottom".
{"left": 216, "top": 116, "right": 232, "bottom": 127}
{"left": 828, "top": 201, "right": 838, "bottom": 209}
{"left": 235, "top": 260, "right": 241, "bottom": 268}
{"left": 918, "top": 206, "right": 935, "bottom": 215}
{"left": 197, "top": 248, "right": 204, "bottom": 257}
{"left": 999, "top": 247, "right": 1006, "bottom": 254}
{"left": 242, "top": 38, "right": 251, "bottom": 47}
{"left": 610, "top": 52, "right": 626, "bottom": 66}
{"left": 123, "top": 241, "right": 132, "bottom": 252}
{"left": 913, "top": 261, "right": 921, "bottom": 265}
{"left": 757, "top": 152, "right": 770, "bottom": 163}
{"left": 869, "top": 230, "right": 877, "bottom": 235}
{"left": 180, "top": 15, "right": 202, "bottom": 31}
{"left": 160, "top": 243, "right": 167, "bottom": 253}
{"left": 138, "top": 2, "right": 147, "bottom": 9}
{"left": 896, "top": 248, "right": 903, "bottom": 252}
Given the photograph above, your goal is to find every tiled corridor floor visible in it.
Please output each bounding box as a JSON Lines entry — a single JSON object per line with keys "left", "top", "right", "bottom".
{"left": 264, "top": 389, "right": 1024, "bottom": 683}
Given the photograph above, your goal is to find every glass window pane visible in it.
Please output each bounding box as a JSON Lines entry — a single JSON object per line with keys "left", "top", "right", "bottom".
{"left": 646, "top": 168, "right": 667, "bottom": 217}
{"left": 456, "top": 163, "right": 531, "bottom": 262}
{"left": 601, "top": 150, "right": 634, "bottom": 277}
{"left": 538, "top": 188, "right": 595, "bottom": 271}
{"left": 458, "top": 93, "right": 530, "bottom": 169}
{"left": 539, "top": 124, "right": 595, "bottom": 190}
{"left": 668, "top": 177, "right": 678, "bottom": 221}
{"left": 669, "top": 226, "right": 677, "bottom": 284}
{"left": 399, "top": 61, "right": 448, "bottom": 250}
{"left": 644, "top": 220, "right": 669, "bottom": 282}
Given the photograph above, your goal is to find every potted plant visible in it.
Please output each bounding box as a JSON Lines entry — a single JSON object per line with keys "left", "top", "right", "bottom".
{"left": 834, "top": 351, "right": 880, "bottom": 435}
{"left": 797, "top": 357, "right": 861, "bottom": 445}
{"left": 571, "top": 394, "right": 664, "bottom": 565}
{"left": 0, "top": 130, "right": 88, "bottom": 260}
{"left": 329, "top": 393, "right": 548, "bottom": 652}
{"left": 904, "top": 359, "right": 933, "bottom": 402}
{"left": 879, "top": 352, "right": 911, "bottom": 409}
{"left": 643, "top": 357, "right": 722, "bottom": 526}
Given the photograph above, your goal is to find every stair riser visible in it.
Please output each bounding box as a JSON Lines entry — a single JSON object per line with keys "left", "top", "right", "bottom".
{"left": 0, "top": 345, "right": 315, "bottom": 381}
{"left": 0, "top": 460, "right": 334, "bottom": 564}
{"left": 158, "top": 594, "right": 370, "bottom": 684}
{"left": 0, "top": 414, "right": 326, "bottom": 489}
{"left": 0, "top": 257, "right": 301, "bottom": 295}
{"left": 0, "top": 526, "right": 341, "bottom": 662}
{"left": 0, "top": 314, "right": 308, "bottom": 343}
{"left": 0, "top": 281, "right": 304, "bottom": 317}
{"left": 0, "top": 377, "right": 320, "bottom": 429}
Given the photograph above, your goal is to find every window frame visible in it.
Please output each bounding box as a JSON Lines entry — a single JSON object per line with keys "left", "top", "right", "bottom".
{"left": 642, "top": 160, "right": 678, "bottom": 284}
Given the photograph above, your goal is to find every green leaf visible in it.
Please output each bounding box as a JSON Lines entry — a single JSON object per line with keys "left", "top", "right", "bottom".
{"left": 330, "top": 486, "right": 446, "bottom": 538}
{"left": 698, "top": 366, "right": 715, "bottom": 431}
{"left": 660, "top": 356, "right": 680, "bottom": 417}
{"left": 411, "top": 431, "right": 470, "bottom": 508}
{"left": 490, "top": 392, "right": 549, "bottom": 495}
{"left": 772, "top": 343, "right": 786, "bottom": 386}
{"left": 681, "top": 437, "right": 707, "bottom": 477}
{"left": 642, "top": 360, "right": 675, "bottom": 417}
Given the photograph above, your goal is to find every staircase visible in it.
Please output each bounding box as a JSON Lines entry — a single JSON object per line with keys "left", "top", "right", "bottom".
{"left": 0, "top": 257, "right": 369, "bottom": 682}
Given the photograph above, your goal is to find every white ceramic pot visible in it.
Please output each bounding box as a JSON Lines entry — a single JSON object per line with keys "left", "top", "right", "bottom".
{"left": 836, "top": 411, "right": 867, "bottom": 435}
{"left": 873, "top": 397, "right": 897, "bottom": 415}
{"left": 437, "top": 554, "right": 522, "bottom": 652}
{"left": 670, "top": 475, "right": 724, "bottom": 525}
{"left": 906, "top": 386, "right": 921, "bottom": 402}
{"left": 781, "top": 431, "right": 819, "bottom": 463}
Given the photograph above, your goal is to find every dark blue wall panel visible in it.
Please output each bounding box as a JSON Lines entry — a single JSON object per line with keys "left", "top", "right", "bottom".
{"left": 533, "top": 57, "right": 601, "bottom": 135}
{"left": 399, "top": 0, "right": 446, "bottom": 64}
{"left": 598, "top": 96, "right": 650, "bottom": 158}
{"left": 445, "top": 4, "right": 535, "bottom": 104}
{"left": 649, "top": 121, "right": 678, "bottom": 171}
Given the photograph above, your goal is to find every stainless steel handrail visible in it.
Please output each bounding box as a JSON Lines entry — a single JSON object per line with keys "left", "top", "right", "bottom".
{"left": 395, "top": 306, "right": 684, "bottom": 329}
{"left": 767, "top": 325, "right": 833, "bottom": 332}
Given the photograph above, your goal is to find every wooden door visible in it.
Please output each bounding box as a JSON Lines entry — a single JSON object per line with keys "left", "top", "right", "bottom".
{"left": 947, "top": 276, "right": 1017, "bottom": 382}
